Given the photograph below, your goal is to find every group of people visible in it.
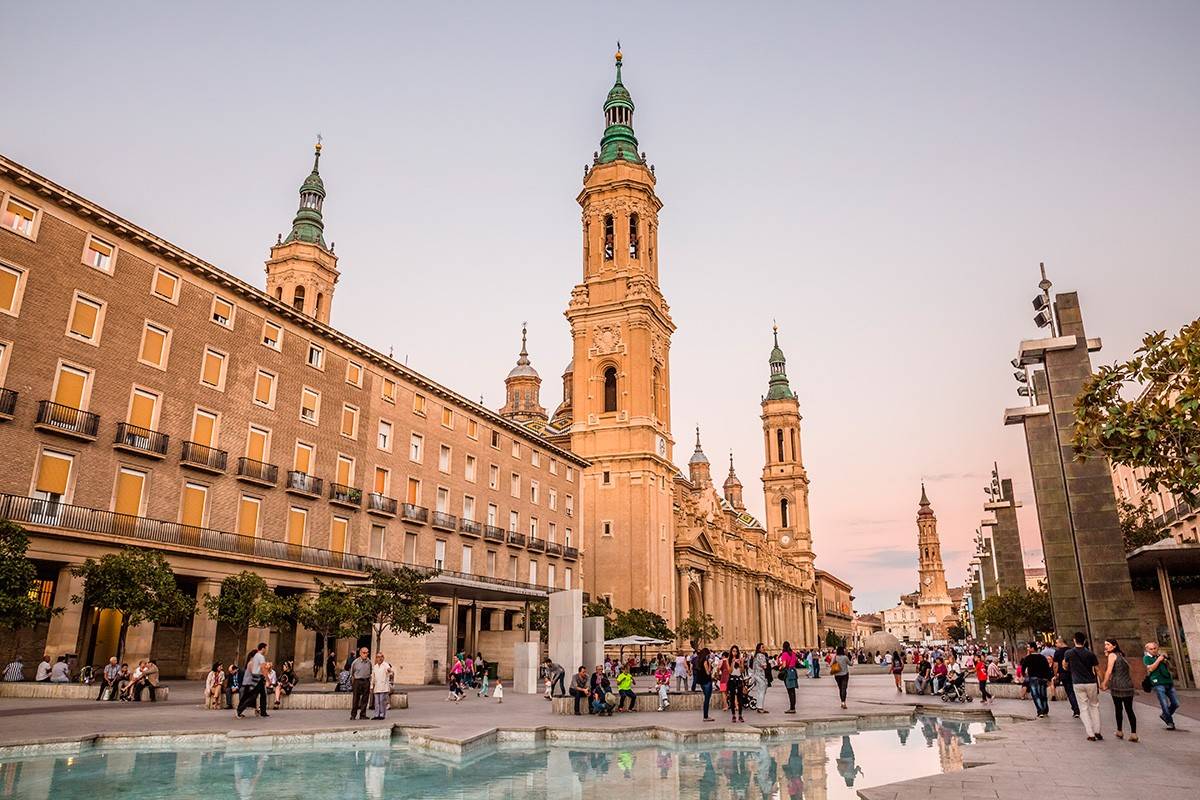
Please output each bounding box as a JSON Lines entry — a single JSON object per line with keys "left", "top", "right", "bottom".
{"left": 2, "top": 654, "right": 164, "bottom": 702}
{"left": 4, "top": 654, "right": 74, "bottom": 684}
{"left": 1018, "top": 634, "right": 1182, "bottom": 741}
{"left": 446, "top": 651, "right": 501, "bottom": 701}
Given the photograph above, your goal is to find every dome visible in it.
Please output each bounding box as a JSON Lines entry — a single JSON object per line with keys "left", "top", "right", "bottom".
{"left": 507, "top": 363, "right": 539, "bottom": 380}
{"left": 862, "top": 631, "right": 901, "bottom": 655}
{"left": 688, "top": 425, "right": 709, "bottom": 465}
{"left": 561, "top": 358, "right": 574, "bottom": 377}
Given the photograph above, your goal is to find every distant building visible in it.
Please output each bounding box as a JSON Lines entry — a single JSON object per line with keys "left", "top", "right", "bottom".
{"left": 814, "top": 569, "right": 854, "bottom": 644}
{"left": 1024, "top": 566, "right": 1047, "bottom": 590}
{"left": 852, "top": 613, "right": 883, "bottom": 648}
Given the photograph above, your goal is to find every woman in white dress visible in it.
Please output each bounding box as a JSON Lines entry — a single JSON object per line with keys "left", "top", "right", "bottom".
{"left": 751, "top": 642, "right": 770, "bottom": 713}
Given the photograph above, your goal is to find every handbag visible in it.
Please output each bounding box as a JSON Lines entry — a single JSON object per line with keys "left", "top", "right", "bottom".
{"left": 1141, "top": 675, "right": 1153, "bottom": 693}
{"left": 830, "top": 660, "right": 842, "bottom": 675}
{"left": 100, "top": 687, "right": 111, "bottom": 701}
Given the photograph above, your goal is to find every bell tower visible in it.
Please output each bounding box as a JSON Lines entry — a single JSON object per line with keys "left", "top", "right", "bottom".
{"left": 566, "top": 48, "right": 677, "bottom": 620}
{"left": 760, "top": 326, "right": 813, "bottom": 562}
{"left": 265, "top": 140, "right": 340, "bottom": 324}
{"left": 499, "top": 324, "right": 547, "bottom": 424}
{"left": 916, "top": 485, "right": 954, "bottom": 639}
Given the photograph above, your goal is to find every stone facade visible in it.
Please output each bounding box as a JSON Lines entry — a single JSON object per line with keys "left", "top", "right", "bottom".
{"left": 815, "top": 570, "right": 854, "bottom": 644}
{"left": 914, "top": 487, "right": 955, "bottom": 640}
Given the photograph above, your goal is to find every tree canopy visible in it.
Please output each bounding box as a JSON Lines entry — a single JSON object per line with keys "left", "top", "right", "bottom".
{"left": 71, "top": 548, "right": 193, "bottom": 658}
{"left": 295, "top": 581, "right": 357, "bottom": 678}
{"left": 0, "top": 520, "right": 60, "bottom": 659}
{"left": 675, "top": 612, "right": 720, "bottom": 646}
{"left": 1117, "top": 497, "right": 1169, "bottom": 553}
{"left": 974, "top": 587, "right": 1053, "bottom": 650}
{"left": 608, "top": 607, "right": 675, "bottom": 642}
{"left": 203, "top": 571, "right": 295, "bottom": 654}
{"left": 350, "top": 566, "right": 434, "bottom": 651}
{"left": 1074, "top": 319, "right": 1200, "bottom": 502}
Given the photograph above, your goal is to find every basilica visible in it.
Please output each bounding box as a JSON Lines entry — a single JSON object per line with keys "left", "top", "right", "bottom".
{"left": 496, "top": 50, "right": 821, "bottom": 649}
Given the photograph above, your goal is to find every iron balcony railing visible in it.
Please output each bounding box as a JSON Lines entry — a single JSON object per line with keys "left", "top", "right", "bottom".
{"left": 236, "top": 457, "right": 278, "bottom": 486}
{"left": 0, "top": 387, "right": 17, "bottom": 417}
{"left": 286, "top": 471, "right": 323, "bottom": 497}
{"left": 329, "top": 482, "right": 362, "bottom": 508}
{"left": 0, "top": 493, "right": 554, "bottom": 596}
{"left": 546, "top": 541, "right": 563, "bottom": 556}
{"left": 181, "top": 441, "right": 228, "bottom": 472}
{"left": 527, "top": 536, "right": 545, "bottom": 553}
{"left": 483, "top": 524, "right": 506, "bottom": 543}
{"left": 507, "top": 531, "right": 526, "bottom": 547}
{"left": 431, "top": 511, "right": 457, "bottom": 531}
{"left": 36, "top": 400, "right": 99, "bottom": 438}
{"left": 563, "top": 545, "right": 579, "bottom": 560}
{"left": 459, "top": 518, "right": 482, "bottom": 537}
{"left": 367, "top": 493, "right": 397, "bottom": 516}
{"left": 401, "top": 503, "right": 428, "bottom": 524}
{"left": 114, "top": 422, "right": 170, "bottom": 457}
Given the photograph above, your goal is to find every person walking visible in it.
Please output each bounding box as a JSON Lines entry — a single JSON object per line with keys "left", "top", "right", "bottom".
{"left": 1051, "top": 637, "right": 1080, "bottom": 717}
{"left": 831, "top": 645, "right": 851, "bottom": 709}
{"left": 1063, "top": 633, "right": 1102, "bottom": 740}
{"left": 750, "top": 643, "right": 770, "bottom": 714}
{"left": 724, "top": 646, "right": 746, "bottom": 723}
{"left": 569, "top": 666, "right": 589, "bottom": 715}
{"left": 890, "top": 650, "right": 904, "bottom": 693}
{"left": 778, "top": 642, "right": 799, "bottom": 714}
{"left": 349, "top": 647, "right": 373, "bottom": 721}
{"left": 236, "top": 643, "right": 269, "bottom": 719}
{"left": 616, "top": 663, "right": 637, "bottom": 712}
{"left": 97, "top": 657, "right": 120, "bottom": 700}
{"left": 974, "top": 655, "right": 992, "bottom": 705}
{"left": 369, "top": 652, "right": 394, "bottom": 720}
{"left": 1019, "top": 642, "right": 1052, "bottom": 718}
{"left": 1144, "top": 641, "right": 1180, "bottom": 730}
{"left": 694, "top": 647, "right": 715, "bottom": 722}
{"left": 1100, "top": 639, "right": 1136, "bottom": 742}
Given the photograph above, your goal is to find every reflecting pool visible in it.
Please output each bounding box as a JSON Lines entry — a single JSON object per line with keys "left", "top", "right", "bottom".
{"left": 0, "top": 715, "right": 995, "bottom": 799}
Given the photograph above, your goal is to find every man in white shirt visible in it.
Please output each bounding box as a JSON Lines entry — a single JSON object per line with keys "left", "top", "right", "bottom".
{"left": 237, "top": 642, "right": 269, "bottom": 719}
{"left": 35, "top": 656, "right": 52, "bottom": 681}
{"left": 49, "top": 656, "right": 70, "bottom": 683}
{"left": 369, "top": 652, "right": 395, "bottom": 720}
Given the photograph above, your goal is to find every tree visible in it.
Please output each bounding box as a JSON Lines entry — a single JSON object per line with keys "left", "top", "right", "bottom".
{"left": 1117, "top": 497, "right": 1168, "bottom": 553}
{"left": 0, "top": 520, "right": 60, "bottom": 660}
{"left": 1073, "top": 319, "right": 1200, "bottom": 503}
{"left": 524, "top": 600, "right": 549, "bottom": 644}
{"left": 946, "top": 623, "right": 968, "bottom": 643}
{"left": 71, "top": 548, "right": 194, "bottom": 659}
{"left": 584, "top": 599, "right": 613, "bottom": 620}
{"left": 295, "top": 581, "right": 357, "bottom": 679}
{"left": 675, "top": 612, "right": 720, "bottom": 646}
{"left": 203, "top": 571, "right": 295, "bottom": 658}
{"left": 824, "top": 629, "right": 844, "bottom": 648}
{"left": 974, "top": 587, "right": 1052, "bottom": 652}
{"left": 608, "top": 607, "right": 675, "bottom": 642}
{"left": 350, "top": 566, "right": 434, "bottom": 651}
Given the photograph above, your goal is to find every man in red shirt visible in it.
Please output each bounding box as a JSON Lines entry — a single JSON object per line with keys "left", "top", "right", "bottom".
{"left": 974, "top": 655, "right": 992, "bottom": 705}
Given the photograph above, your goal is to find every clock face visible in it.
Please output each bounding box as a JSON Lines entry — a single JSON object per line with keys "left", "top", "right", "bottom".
{"left": 923, "top": 575, "right": 932, "bottom": 586}
{"left": 656, "top": 435, "right": 666, "bottom": 457}
{"left": 781, "top": 534, "right": 791, "bottom": 546}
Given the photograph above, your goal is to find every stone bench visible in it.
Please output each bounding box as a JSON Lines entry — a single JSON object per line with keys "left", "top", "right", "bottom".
{"left": 0, "top": 682, "right": 171, "bottom": 701}
{"left": 276, "top": 691, "right": 408, "bottom": 711}
{"left": 903, "top": 677, "right": 1066, "bottom": 701}
{"left": 551, "top": 690, "right": 727, "bottom": 715}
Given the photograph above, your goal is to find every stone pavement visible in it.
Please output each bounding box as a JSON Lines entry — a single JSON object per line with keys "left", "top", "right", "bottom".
{"left": 0, "top": 672, "right": 1193, "bottom": 799}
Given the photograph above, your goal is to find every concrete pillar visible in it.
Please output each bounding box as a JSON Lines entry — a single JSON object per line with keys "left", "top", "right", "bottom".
{"left": 292, "top": 591, "right": 319, "bottom": 677}
{"left": 549, "top": 589, "right": 583, "bottom": 678}
{"left": 986, "top": 478, "right": 1026, "bottom": 593}
{"left": 701, "top": 571, "right": 714, "bottom": 619}
{"left": 757, "top": 588, "right": 767, "bottom": 645}
{"left": 44, "top": 564, "right": 85, "bottom": 658}
{"left": 246, "top": 626, "right": 270, "bottom": 655}
{"left": 512, "top": 641, "right": 539, "bottom": 694}
{"left": 186, "top": 578, "right": 221, "bottom": 679}
{"left": 1179, "top": 603, "right": 1200, "bottom": 688}
{"left": 1157, "top": 565, "right": 1189, "bottom": 689}
{"left": 124, "top": 621, "right": 155, "bottom": 665}
{"left": 583, "top": 616, "right": 605, "bottom": 671}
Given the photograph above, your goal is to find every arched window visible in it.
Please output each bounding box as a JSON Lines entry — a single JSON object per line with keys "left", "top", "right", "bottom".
{"left": 652, "top": 367, "right": 661, "bottom": 417}
{"left": 292, "top": 284, "right": 306, "bottom": 312}
{"left": 603, "top": 367, "right": 618, "bottom": 412}
{"left": 780, "top": 498, "right": 790, "bottom": 529}
{"left": 629, "top": 213, "right": 639, "bottom": 258}
{"left": 603, "top": 215, "right": 614, "bottom": 261}
{"left": 776, "top": 429, "right": 785, "bottom": 462}
{"left": 315, "top": 292, "right": 324, "bottom": 318}
{"left": 790, "top": 429, "right": 798, "bottom": 461}
{"left": 274, "top": 286, "right": 283, "bottom": 301}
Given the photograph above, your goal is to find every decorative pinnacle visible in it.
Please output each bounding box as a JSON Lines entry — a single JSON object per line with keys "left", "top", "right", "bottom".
{"left": 773, "top": 319, "right": 779, "bottom": 348}
{"left": 517, "top": 322, "right": 529, "bottom": 365}
{"left": 694, "top": 424, "right": 702, "bottom": 450}
{"left": 313, "top": 134, "right": 323, "bottom": 170}
{"left": 920, "top": 482, "right": 930, "bottom": 506}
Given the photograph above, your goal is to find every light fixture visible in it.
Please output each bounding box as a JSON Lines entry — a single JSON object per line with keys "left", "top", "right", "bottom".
{"left": 1034, "top": 309, "right": 1053, "bottom": 328}
{"left": 1032, "top": 295, "right": 1049, "bottom": 312}
{"left": 1013, "top": 370, "right": 1028, "bottom": 383}
{"left": 1010, "top": 358, "right": 1022, "bottom": 369}
{"left": 1017, "top": 386, "right": 1031, "bottom": 397}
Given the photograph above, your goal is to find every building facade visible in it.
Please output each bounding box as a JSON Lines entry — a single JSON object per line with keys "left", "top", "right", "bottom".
{"left": 814, "top": 570, "right": 854, "bottom": 645}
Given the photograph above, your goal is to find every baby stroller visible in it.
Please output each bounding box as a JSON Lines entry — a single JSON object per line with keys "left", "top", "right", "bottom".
{"left": 940, "top": 670, "right": 972, "bottom": 704}
{"left": 740, "top": 674, "right": 760, "bottom": 711}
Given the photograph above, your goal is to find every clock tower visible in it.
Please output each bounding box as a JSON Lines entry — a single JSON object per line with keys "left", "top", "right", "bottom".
{"left": 566, "top": 49, "right": 677, "bottom": 620}
{"left": 915, "top": 485, "right": 954, "bottom": 639}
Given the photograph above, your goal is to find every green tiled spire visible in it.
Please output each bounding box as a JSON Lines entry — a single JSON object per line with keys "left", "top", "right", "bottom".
{"left": 598, "top": 47, "right": 641, "bottom": 164}
{"left": 766, "top": 324, "right": 794, "bottom": 401}
{"left": 284, "top": 140, "right": 328, "bottom": 248}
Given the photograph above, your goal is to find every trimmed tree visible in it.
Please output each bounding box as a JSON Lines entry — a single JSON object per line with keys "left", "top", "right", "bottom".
{"left": 608, "top": 607, "right": 675, "bottom": 642}
{"left": 350, "top": 566, "right": 434, "bottom": 652}
{"left": 0, "top": 520, "right": 60, "bottom": 661}
{"left": 974, "top": 586, "right": 1053, "bottom": 651}
{"left": 1073, "top": 319, "right": 1200, "bottom": 502}
{"left": 525, "top": 600, "right": 549, "bottom": 644}
{"left": 946, "top": 623, "right": 968, "bottom": 643}
{"left": 675, "top": 612, "right": 721, "bottom": 647}
{"left": 295, "top": 581, "right": 357, "bottom": 680}
{"left": 203, "top": 571, "right": 295, "bottom": 660}
{"left": 71, "top": 548, "right": 194, "bottom": 659}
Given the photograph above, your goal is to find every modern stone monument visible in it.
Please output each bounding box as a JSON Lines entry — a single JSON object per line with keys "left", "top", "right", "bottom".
{"left": 582, "top": 616, "right": 605, "bottom": 671}
{"left": 1006, "top": 278, "right": 1138, "bottom": 645}
{"left": 512, "top": 641, "right": 540, "bottom": 694}
{"left": 985, "top": 473, "right": 1027, "bottom": 593}
{"left": 549, "top": 589, "right": 583, "bottom": 678}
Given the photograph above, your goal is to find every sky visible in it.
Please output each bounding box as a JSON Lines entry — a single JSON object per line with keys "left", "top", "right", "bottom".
{"left": 3, "top": 2, "right": 1198, "bottom": 613}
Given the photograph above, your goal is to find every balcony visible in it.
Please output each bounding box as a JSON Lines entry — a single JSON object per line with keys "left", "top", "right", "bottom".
{"left": 546, "top": 541, "right": 563, "bottom": 556}
{"left": 35, "top": 401, "right": 99, "bottom": 440}
{"left": 431, "top": 511, "right": 457, "bottom": 531}
{"left": 507, "top": 531, "right": 526, "bottom": 547}
{"left": 401, "top": 503, "right": 428, "bottom": 524}
{"left": 0, "top": 387, "right": 16, "bottom": 419}
{"left": 286, "top": 471, "right": 323, "bottom": 498}
{"left": 180, "top": 441, "right": 227, "bottom": 474}
{"left": 113, "top": 422, "right": 170, "bottom": 459}
{"left": 483, "top": 524, "right": 505, "bottom": 543}
{"left": 459, "top": 518, "right": 482, "bottom": 538}
{"left": 563, "top": 545, "right": 579, "bottom": 560}
{"left": 527, "top": 536, "right": 545, "bottom": 553}
{"left": 329, "top": 482, "right": 362, "bottom": 509}
{"left": 236, "top": 457, "right": 278, "bottom": 487}
{"left": 367, "top": 493, "right": 397, "bottom": 517}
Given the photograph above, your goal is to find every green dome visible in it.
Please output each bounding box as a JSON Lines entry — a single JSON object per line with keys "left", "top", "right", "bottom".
{"left": 283, "top": 144, "right": 328, "bottom": 249}
{"left": 597, "top": 51, "right": 642, "bottom": 165}
{"left": 766, "top": 326, "right": 795, "bottom": 401}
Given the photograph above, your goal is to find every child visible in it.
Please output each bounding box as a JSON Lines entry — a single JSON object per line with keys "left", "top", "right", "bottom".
{"left": 477, "top": 669, "right": 490, "bottom": 698}
{"left": 204, "top": 662, "right": 224, "bottom": 709}
{"left": 446, "top": 672, "right": 463, "bottom": 702}
{"left": 493, "top": 678, "right": 504, "bottom": 703}
{"left": 654, "top": 663, "right": 671, "bottom": 711}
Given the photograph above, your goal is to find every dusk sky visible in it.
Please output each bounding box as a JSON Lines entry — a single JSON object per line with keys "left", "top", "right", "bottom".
{"left": 4, "top": 2, "right": 1197, "bottom": 613}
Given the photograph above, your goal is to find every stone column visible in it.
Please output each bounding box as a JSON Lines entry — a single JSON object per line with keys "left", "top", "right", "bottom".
{"left": 44, "top": 564, "right": 85, "bottom": 658}
{"left": 583, "top": 616, "right": 605, "bottom": 670}
{"left": 986, "top": 478, "right": 1026, "bottom": 593}
{"left": 512, "top": 641, "right": 539, "bottom": 694}
{"left": 1179, "top": 604, "right": 1200, "bottom": 688}
{"left": 291, "top": 591, "right": 319, "bottom": 677}
{"left": 186, "top": 578, "right": 221, "bottom": 679}
{"left": 701, "top": 571, "right": 714, "bottom": 620}
{"left": 677, "top": 568, "right": 691, "bottom": 627}
{"left": 549, "top": 589, "right": 583, "bottom": 680}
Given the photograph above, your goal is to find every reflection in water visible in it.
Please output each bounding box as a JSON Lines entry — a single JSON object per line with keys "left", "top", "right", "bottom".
{"left": 0, "top": 716, "right": 997, "bottom": 800}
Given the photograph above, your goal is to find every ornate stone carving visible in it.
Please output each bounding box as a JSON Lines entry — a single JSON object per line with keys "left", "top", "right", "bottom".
{"left": 568, "top": 285, "right": 589, "bottom": 310}
{"left": 591, "top": 323, "right": 622, "bottom": 355}
{"left": 651, "top": 334, "right": 665, "bottom": 365}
